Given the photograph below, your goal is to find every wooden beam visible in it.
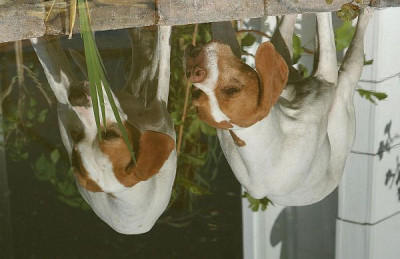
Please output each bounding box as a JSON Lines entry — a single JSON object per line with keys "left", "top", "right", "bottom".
{"left": 158, "top": 0, "right": 264, "bottom": 25}
{"left": 1, "top": 0, "right": 400, "bottom": 43}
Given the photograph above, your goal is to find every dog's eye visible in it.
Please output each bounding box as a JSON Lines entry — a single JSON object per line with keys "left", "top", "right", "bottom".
{"left": 223, "top": 87, "right": 241, "bottom": 96}
{"left": 102, "top": 130, "right": 120, "bottom": 141}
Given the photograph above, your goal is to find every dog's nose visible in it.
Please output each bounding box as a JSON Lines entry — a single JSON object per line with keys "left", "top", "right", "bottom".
{"left": 188, "top": 67, "right": 206, "bottom": 83}
{"left": 191, "top": 87, "right": 203, "bottom": 106}
{"left": 185, "top": 44, "right": 195, "bottom": 57}
{"left": 68, "top": 81, "right": 90, "bottom": 107}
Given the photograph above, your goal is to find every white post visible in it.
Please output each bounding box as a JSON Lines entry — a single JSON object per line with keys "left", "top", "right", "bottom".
{"left": 336, "top": 7, "right": 400, "bottom": 259}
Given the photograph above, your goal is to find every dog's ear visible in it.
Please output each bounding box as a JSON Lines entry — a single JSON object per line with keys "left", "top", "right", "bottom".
{"left": 255, "top": 41, "right": 288, "bottom": 113}
{"left": 126, "top": 131, "right": 175, "bottom": 184}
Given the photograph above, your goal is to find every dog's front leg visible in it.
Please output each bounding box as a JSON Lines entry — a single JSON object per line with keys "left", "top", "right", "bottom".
{"left": 337, "top": 8, "right": 373, "bottom": 100}
{"left": 30, "top": 37, "right": 76, "bottom": 105}
{"left": 328, "top": 8, "right": 373, "bottom": 166}
{"left": 271, "top": 14, "right": 302, "bottom": 82}
{"left": 313, "top": 12, "right": 338, "bottom": 85}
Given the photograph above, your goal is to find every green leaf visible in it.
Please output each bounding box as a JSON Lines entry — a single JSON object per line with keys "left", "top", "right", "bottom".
{"left": 325, "top": 0, "right": 333, "bottom": 3}
{"left": 292, "top": 34, "right": 303, "bottom": 64}
{"left": 364, "top": 56, "right": 373, "bottom": 66}
{"left": 37, "top": 109, "right": 48, "bottom": 123}
{"left": 50, "top": 149, "right": 60, "bottom": 164}
{"left": 241, "top": 33, "right": 256, "bottom": 47}
{"left": 335, "top": 20, "right": 355, "bottom": 52}
{"left": 357, "top": 88, "right": 388, "bottom": 104}
{"left": 242, "top": 192, "right": 271, "bottom": 212}
{"left": 200, "top": 122, "right": 216, "bottom": 136}
{"left": 337, "top": 3, "right": 360, "bottom": 21}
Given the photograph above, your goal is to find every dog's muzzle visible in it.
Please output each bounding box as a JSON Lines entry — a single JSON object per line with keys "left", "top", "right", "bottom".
{"left": 68, "top": 81, "right": 91, "bottom": 107}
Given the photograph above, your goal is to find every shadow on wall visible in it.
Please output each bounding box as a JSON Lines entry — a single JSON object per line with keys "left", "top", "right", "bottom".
{"left": 270, "top": 189, "right": 338, "bottom": 259}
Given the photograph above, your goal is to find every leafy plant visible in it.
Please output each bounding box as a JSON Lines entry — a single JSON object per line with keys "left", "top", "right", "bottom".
{"left": 357, "top": 88, "right": 388, "bottom": 104}
{"left": 167, "top": 23, "right": 223, "bottom": 218}
{"left": 335, "top": 20, "right": 356, "bottom": 52}
{"left": 326, "top": 0, "right": 364, "bottom": 21}
{"left": 33, "top": 149, "right": 90, "bottom": 210}
{"left": 243, "top": 192, "right": 271, "bottom": 212}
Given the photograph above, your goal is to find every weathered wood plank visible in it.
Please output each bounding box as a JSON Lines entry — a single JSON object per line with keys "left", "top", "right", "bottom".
{"left": 265, "top": 0, "right": 352, "bottom": 15}
{"left": 1, "top": 0, "right": 400, "bottom": 43}
{"left": 0, "top": 4, "right": 46, "bottom": 43}
{"left": 45, "top": 1, "right": 156, "bottom": 36}
{"left": 158, "top": 0, "right": 264, "bottom": 25}
{"left": 373, "top": 0, "right": 400, "bottom": 7}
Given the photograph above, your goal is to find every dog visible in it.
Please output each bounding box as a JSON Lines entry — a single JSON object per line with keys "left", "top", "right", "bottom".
{"left": 184, "top": 9, "right": 373, "bottom": 206}
{"left": 30, "top": 26, "right": 176, "bottom": 234}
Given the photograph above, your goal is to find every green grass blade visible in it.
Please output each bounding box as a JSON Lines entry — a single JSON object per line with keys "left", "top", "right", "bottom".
{"left": 77, "top": 0, "right": 135, "bottom": 162}
{"left": 78, "top": 0, "right": 101, "bottom": 139}
{"left": 102, "top": 80, "right": 136, "bottom": 163}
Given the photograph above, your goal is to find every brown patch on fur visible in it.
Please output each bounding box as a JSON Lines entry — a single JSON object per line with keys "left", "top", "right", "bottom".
{"left": 99, "top": 124, "right": 174, "bottom": 187}
{"left": 72, "top": 149, "right": 103, "bottom": 192}
{"left": 229, "top": 130, "right": 246, "bottom": 147}
{"left": 129, "top": 131, "right": 175, "bottom": 182}
{"left": 254, "top": 42, "right": 288, "bottom": 114}
{"left": 99, "top": 123, "right": 140, "bottom": 187}
{"left": 215, "top": 42, "right": 288, "bottom": 127}
{"left": 192, "top": 86, "right": 233, "bottom": 129}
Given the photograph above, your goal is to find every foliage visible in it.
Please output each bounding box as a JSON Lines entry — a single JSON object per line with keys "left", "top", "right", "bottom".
{"left": 243, "top": 192, "right": 271, "bottom": 212}
{"left": 337, "top": 3, "right": 361, "bottom": 21}
{"left": 335, "top": 20, "right": 355, "bottom": 52}
{"left": 326, "top": 0, "right": 364, "bottom": 21}
{"left": 167, "top": 24, "right": 223, "bottom": 217}
{"left": 33, "top": 149, "right": 90, "bottom": 210}
{"left": 357, "top": 89, "right": 388, "bottom": 104}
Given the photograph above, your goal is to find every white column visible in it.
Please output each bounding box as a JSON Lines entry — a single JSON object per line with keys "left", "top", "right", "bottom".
{"left": 336, "top": 7, "right": 400, "bottom": 259}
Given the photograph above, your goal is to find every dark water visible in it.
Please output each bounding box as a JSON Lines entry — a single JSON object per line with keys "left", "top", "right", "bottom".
{"left": 0, "top": 29, "right": 243, "bottom": 259}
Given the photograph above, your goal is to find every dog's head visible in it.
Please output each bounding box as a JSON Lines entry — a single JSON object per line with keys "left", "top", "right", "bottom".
{"left": 67, "top": 82, "right": 174, "bottom": 193}
{"left": 184, "top": 41, "right": 288, "bottom": 129}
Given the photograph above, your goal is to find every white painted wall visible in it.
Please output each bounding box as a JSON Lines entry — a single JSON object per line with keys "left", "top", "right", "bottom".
{"left": 336, "top": 7, "right": 400, "bottom": 259}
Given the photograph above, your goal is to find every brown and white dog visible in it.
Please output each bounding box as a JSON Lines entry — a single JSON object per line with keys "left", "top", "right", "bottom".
{"left": 185, "top": 10, "right": 373, "bottom": 206}
{"left": 30, "top": 26, "right": 176, "bottom": 234}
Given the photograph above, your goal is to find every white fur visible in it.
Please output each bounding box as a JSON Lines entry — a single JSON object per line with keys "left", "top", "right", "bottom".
{"left": 206, "top": 11, "right": 373, "bottom": 206}
{"left": 194, "top": 43, "right": 232, "bottom": 123}
{"left": 30, "top": 26, "right": 176, "bottom": 234}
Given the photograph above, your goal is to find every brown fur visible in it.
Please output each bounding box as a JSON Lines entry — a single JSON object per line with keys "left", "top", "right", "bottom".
{"left": 229, "top": 130, "right": 246, "bottom": 147}
{"left": 100, "top": 125, "right": 174, "bottom": 187}
{"left": 129, "top": 131, "right": 175, "bottom": 181}
{"left": 192, "top": 87, "right": 233, "bottom": 129}
{"left": 74, "top": 122, "right": 174, "bottom": 192}
{"left": 186, "top": 41, "right": 288, "bottom": 129}
{"left": 215, "top": 42, "right": 288, "bottom": 127}
{"left": 72, "top": 150, "right": 103, "bottom": 192}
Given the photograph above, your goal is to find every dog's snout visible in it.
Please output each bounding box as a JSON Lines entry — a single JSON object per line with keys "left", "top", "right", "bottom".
{"left": 185, "top": 44, "right": 195, "bottom": 57}
{"left": 191, "top": 87, "right": 203, "bottom": 105}
{"left": 188, "top": 67, "right": 206, "bottom": 83}
{"left": 68, "top": 81, "right": 90, "bottom": 107}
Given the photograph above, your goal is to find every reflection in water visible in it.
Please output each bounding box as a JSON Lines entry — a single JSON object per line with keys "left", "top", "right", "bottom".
{"left": 31, "top": 27, "right": 177, "bottom": 234}
{"left": 0, "top": 26, "right": 242, "bottom": 257}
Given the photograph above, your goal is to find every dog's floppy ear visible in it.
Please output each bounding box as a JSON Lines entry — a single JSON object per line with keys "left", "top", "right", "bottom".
{"left": 126, "top": 131, "right": 175, "bottom": 184}
{"left": 255, "top": 41, "right": 288, "bottom": 113}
